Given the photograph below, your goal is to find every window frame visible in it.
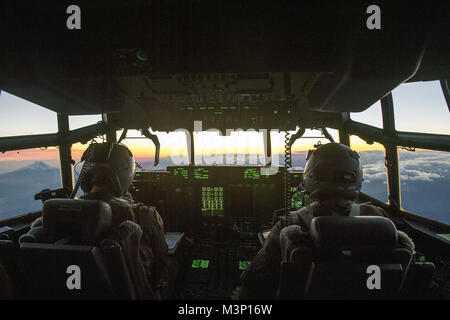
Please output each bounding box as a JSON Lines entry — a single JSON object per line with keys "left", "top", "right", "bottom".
{"left": 1, "top": 80, "right": 449, "bottom": 225}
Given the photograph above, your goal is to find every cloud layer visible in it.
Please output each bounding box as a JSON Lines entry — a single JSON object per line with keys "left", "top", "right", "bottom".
{"left": 360, "top": 150, "right": 449, "bottom": 183}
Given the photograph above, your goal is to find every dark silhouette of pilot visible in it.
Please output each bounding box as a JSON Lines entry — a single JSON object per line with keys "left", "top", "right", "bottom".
{"left": 23, "top": 142, "right": 173, "bottom": 299}
{"left": 234, "top": 143, "right": 415, "bottom": 299}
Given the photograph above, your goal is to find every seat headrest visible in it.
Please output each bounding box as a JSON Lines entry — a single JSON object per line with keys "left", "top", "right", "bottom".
{"left": 310, "top": 216, "right": 398, "bottom": 255}
{"left": 42, "top": 199, "right": 112, "bottom": 244}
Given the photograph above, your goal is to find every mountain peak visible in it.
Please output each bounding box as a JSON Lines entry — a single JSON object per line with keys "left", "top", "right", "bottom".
{"left": 25, "top": 161, "right": 52, "bottom": 171}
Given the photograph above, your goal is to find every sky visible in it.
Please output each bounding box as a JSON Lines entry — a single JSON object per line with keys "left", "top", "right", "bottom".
{"left": 0, "top": 80, "right": 448, "bottom": 164}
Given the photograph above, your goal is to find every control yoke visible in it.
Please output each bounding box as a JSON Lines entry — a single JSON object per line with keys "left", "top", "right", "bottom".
{"left": 288, "top": 127, "right": 305, "bottom": 159}
{"left": 140, "top": 128, "right": 160, "bottom": 167}
{"left": 117, "top": 128, "right": 161, "bottom": 166}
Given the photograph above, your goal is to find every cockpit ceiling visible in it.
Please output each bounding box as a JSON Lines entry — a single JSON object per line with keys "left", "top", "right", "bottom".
{"left": 0, "top": 1, "right": 449, "bottom": 119}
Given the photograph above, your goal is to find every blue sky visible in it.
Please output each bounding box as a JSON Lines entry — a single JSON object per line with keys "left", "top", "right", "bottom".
{"left": 351, "top": 80, "right": 449, "bottom": 134}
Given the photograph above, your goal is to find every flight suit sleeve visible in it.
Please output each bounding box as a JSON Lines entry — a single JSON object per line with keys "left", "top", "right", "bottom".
{"left": 19, "top": 217, "right": 44, "bottom": 244}
{"left": 136, "top": 205, "right": 168, "bottom": 259}
{"left": 236, "top": 219, "right": 285, "bottom": 300}
{"left": 135, "top": 205, "right": 169, "bottom": 287}
{"left": 360, "top": 203, "right": 388, "bottom": 217}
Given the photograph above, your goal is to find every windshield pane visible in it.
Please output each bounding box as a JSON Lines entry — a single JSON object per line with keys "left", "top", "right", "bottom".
{"left": 284, "top": 128, "right": 339, "bottom": 170}
{"left": 399, "top": 149, "right": 450, "bottom": 225}
{"left": 351, "top": 136, "right": 388, "bottom": 202}
{"left": 69, "top": 114, "right": 102, "bottom": 130}
{"left": 118, "top": 130, "right": 189, "bottom": 170}
{"left": 117, "top": 128, "right": 338, "bottom": 170}
{"left": 350, "top": 100, "right": 383, "bottom": 128}
{"left": 0, "top": 148, "right": 61, "bottom": 221}
{"left": 392, "top": 80, "right": 450, "bottom": 135}
{"left": 195, "top": 130, "right": 266, "bottom": 166}
{"left": 0, "top": 91, "right": 57, "bottom": 137}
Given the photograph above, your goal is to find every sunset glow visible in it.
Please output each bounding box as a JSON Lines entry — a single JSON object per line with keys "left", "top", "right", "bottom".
{"left": 0, "top": 79, "right": 445, "bottom": 165}
{"left": 0, "top": 130, "right": 385, "bottom": 164}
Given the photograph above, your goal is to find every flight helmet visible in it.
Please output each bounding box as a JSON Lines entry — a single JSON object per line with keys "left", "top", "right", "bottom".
{"left": 80, "top": 142, "right": 136, "bottom": 197}
{"left": 301, "top": 143, "right": 363, "bottom": 201}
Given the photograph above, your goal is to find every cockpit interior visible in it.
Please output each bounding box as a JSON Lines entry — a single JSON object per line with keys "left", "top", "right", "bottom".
{"left": 0, "top": 1, "right": 449, "bottom": 301}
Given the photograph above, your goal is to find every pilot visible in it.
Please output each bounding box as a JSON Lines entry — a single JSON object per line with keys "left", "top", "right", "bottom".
{"left": 80, "top": 142, "right": 174, "bottom": 297}
{"left": 234, "top": 142, "right": 415, "bottom": 300}
{"left": 22, "top": 142, "right": 174, "bottom": 299}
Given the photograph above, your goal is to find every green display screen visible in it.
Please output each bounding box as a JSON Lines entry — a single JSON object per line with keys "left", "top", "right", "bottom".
{"left": 201, "top": 186, "right": 224, "bottom": 217}
{"left": 244, "top": 168, "right": 260, "bottom": 180}
{"left": 192, "top": 259, "right": 210, "bottom": 269}
{"left": 194, "top": 168, "right": 209, "bottom": 179}
{"left": 173, "top": 168, "right": 189, "bottom": 179}
{"left": 239, "top": 261, "right": 251, "bottom": 270}
{"left": 291, "top": 191, "right": 312, "bottom": 209}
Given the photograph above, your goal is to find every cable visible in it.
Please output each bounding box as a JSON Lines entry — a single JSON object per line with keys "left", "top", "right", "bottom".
{"left": 284, "top": 131, "right": 292, "bottom": 227}
{"left": 70, "top": 141, "right": 97, "bottom": 198}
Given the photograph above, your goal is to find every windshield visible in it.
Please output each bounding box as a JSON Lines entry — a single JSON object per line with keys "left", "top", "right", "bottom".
{"left": 118, "top": 128, "right": 339, "bottom": 171}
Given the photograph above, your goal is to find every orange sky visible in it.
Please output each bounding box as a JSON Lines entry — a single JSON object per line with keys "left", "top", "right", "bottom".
{"left": 0, "top": 132, "right": 383, "bottom": 163}
{"left": 0, "top": 147, "right": 60, "bottom": 161}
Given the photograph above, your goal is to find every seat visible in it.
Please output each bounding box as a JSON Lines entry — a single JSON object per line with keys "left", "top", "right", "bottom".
{"left": 278, "top": 216, "right": 413, "bottom": 300}
{"left": 400, "top": 261, "right": 436, "bottom": 299}
{"left": 18, "top": 199, "right": 116, "bottom": 299}
{"left": 101, "top": 220, "right": 155, "bottom": 299}
{"left": 0, "top": 239, "right": 16, "bottom": 298}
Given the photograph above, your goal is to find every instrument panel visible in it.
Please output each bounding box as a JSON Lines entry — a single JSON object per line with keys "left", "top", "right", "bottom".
{"left": 130, "top": 166, "right": 303, "bottom": 240}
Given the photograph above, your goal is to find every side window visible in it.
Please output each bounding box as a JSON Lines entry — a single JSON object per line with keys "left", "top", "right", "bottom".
{"left": 350, "top": 100, "right": 383, "bottom": 129}
{"left": 69, "top": 114, "right": 102, "bottom": 130}
{"left": 0, "top": 90, "right": 61, "bottom": 220}
{"left": 350, "top": 136, "right": 388, "bottom": 202}
{"left": 392, "top": 80, "right": 450, "bottom": 225}
{"left": 0, "top": 148, "right": 61, "bottom": 221}
{"left": 399, "top": 149, "right": 450, "bottom": 225}
{"left": 392, "top": 80, "right": 450, "bottom": 135}
{"left": 0, "top": 91, "right": 57, "bottom": 137}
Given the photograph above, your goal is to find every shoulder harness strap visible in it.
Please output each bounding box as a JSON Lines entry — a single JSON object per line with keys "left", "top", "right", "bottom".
{"left": 349, "top": 204, "right": 361, "bottom": 217}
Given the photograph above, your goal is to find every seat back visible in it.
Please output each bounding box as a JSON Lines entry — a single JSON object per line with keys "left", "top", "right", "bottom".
{"left": 0, "top": 240, "right": 16, "bottom": 299}
{"left": 279, "top": 216, "right": 412, "bottom": 300}
{"left": 101, "top": 220, "right": 155, "bottom": 299}
{"left": 19, "top": 242, "right": 114, "bottom": 299}
{"left": 401, "top": 261, "right": 436, "bottom": 299}
{"left": 18, "top": 199, "right": 115, "bottom": 299}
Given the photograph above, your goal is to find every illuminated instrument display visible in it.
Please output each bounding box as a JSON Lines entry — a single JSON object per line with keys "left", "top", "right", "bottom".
{"left": 243, "top": 168, "right": 274, "bottom": 180}
{"left": 262, "top": 230, "right": 271, "bottom": 239}
{"left": 173, "top": 167, "right": 189, "bottom": 179}
{"left": 191, "top": 259, "right": 210, "bottom": 269}
{"left": 201, "top": 186, "right": 224, "bottom": 217}
{"left": 239, "top": 260, "right": 252, "bottom": 270}
{"left": 132, "top": 167, "right": 305, "bottom": 233}
{"left": 291, "top": 190, "right": 313, "bottom": 209}
{"left": 194, "top": 168, "right": 209, "bottom": 180}
{"left": 243, "top": 168, "right": 260, "bottom": 180}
